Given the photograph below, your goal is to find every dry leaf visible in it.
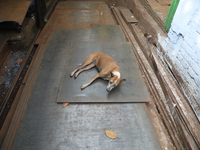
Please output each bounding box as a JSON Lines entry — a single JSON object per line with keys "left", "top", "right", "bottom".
{"left": 105, "top": 130, "right": 117, "bottom": 139}
{"left": 17, "top": 58, "right": 23, "bottom": 64}
{"left": 63, "top": 102, "right": 69, "bottom": 107}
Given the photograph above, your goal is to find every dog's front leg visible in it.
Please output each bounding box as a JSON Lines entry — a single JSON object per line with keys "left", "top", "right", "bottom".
{"left": 81, "top": 73, "right": 100, "bottom": 90}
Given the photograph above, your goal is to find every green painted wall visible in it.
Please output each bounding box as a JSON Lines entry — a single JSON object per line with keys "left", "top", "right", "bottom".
{"left": 164, "top": 0, "right": 180, "bottom": 32}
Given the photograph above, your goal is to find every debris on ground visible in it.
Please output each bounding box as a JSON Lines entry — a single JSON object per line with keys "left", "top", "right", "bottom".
{"left": 17, "top": 58, "right": 23, "bottom": 64}
{"left": 63, "top": 102, "right": 69, "bottom": 107}
{"left": 105, "top": 130, "right": 117, "bottom": 139}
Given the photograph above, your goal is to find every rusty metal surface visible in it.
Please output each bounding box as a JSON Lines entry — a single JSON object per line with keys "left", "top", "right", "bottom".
{"left": 55, "top": 1, "right": 104, "bottom": 9}
{"left": 35, "top": 1, "right": 102, "bottom": 44}
{"left": 35, "top": 1, "right": 116, "bottom": 44}
{"left": 0, "top": 0, "right": 31, "bottom": 25}
{"left": 35, "top": 9, "right": 101, "bottom": 44}
{"left": 33, "top": 24, "right": 151, "bottom": 103}
{"left": 10, "top": 103, "right": 161, "bottom": 150}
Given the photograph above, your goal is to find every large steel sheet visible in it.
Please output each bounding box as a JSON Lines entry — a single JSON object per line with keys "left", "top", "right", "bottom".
{"left": 57, "top": 42, "right": 150, "bottom": 103}
{"left": 11, "top": 103, "right": 161, "bottom": 150}
{"left": 9, "top": 26, "right": 160, "bottom": 149}
{"left": 35, "top": 9, "right": 101, "bottom": 44}
{"left": 35, "top": 1, "right": 116, "bottom": 44}
{"left": 91, "top": 24, "right": 126, "bottom": 42}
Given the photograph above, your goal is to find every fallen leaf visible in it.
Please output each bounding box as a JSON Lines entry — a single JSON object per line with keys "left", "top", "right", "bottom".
{"left": 63, "top": 102, "right": 69, "bottom": 107}
{"left": 17, "top": 58, "right": 23, "bottom": 64}
{"left": 105, "top": 130, "right": 117, "bottom": 139}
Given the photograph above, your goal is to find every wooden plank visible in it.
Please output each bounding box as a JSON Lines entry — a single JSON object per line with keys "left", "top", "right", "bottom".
{"left": 100, "top": 4, "right": 116, "bottom": 25}
{"left": 0, "top": 0, "right": 31, "bottom": 25}
{"left": 132, "top": 25, "right": 200, "bottom": 148}
{"left": 157, "top": 0, "right": 171, "bottom": 6}
{"left": 151, "top": 47, "right": 200, "bottom": 147}
{"left": 119, "top": 7, "right": 138, "bottom": 23}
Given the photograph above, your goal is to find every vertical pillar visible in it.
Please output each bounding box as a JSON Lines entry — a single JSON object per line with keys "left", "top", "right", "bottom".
{"left": 35, "top": 0, "right": 47, "bottom": 29}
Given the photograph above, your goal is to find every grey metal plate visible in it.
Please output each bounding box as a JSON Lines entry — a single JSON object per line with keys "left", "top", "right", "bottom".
{"left": 47, "top": 24, "right": 126, "bottom": 43}
{"left": 91, "top": 24, "right": 126, "bottom": 42}
{"left": 20, "top": 25, "right": 128, "bottom": 106}
{"left": 8, "top": 9, "right": 161, "bottom": 150}
{"left": 48, "top": 28, "right": 92, "bottom": 43}
{"left": 11, "top": 103, "right": 161, "bottom": 150}
{"left": 57, "top": 42, "right": 150, "bottom": 103}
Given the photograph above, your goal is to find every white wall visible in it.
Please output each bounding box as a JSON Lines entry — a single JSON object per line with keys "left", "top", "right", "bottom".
{"left": 166, "top": 0, "right": 200, "bottom": 103}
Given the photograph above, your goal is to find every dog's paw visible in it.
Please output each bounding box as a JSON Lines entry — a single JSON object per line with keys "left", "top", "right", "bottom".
{"left": 74, "top": 73, "right": 79, "bottom": 78}
{"left": 81, "top": 85, "right": 85, "bottom": 90}
{"left": 70, "top": 72, "right": 74, "bottom": 77}
{"left": 81, "top": 83, "right": 89, "bottom": 90}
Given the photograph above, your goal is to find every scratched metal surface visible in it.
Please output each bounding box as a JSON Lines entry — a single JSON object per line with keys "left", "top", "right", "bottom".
{"left": 91, "top": 24, "right": 126, "bottom": 42}
{"left": 10, "top": 26, "right": 160, "bottom": 149}
{"left": 53, "top": 24, "right": 149, "bottom": 102}
{"left": 36, "top": 1, "right": 117, "bottom": 44}
{"left": 57, "top": 42, "right": 150, "bottom": 103}
{"left": 35, "top": 7, "right": 101, "bottom": 44}
{"left": 25, "top": 24, "right": 150, "bottom": 103}
{"left": 11, "top": 103, "right": 161, "bottom": 150}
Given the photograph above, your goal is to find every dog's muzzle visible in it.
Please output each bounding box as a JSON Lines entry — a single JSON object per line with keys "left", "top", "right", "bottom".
{"left": 106, "top": 88, "right": 111, "bottom": 92}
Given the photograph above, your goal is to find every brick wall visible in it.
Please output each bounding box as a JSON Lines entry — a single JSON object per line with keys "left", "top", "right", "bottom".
{"left": 166, "top": 0, "right": 200, "bottom": 103}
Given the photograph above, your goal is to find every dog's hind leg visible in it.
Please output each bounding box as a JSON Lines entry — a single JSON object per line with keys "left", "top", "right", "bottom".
{"left": 70, "top": 53, "right": 97, "bottom": 77}
{"left": 70, "top": 64, "right": 87, "bottom": 77}
{"left": 74, "top": 63, "right": 95, "bottom": 78}
{"left": 70, "top": 61, "right": 94, "bottom": 77}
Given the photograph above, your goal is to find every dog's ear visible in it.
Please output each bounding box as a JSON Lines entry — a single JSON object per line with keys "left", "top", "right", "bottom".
{"left": 120, "top": 79, "right": 126, "bottom": 83}
{"left": 110, "top": 72, "right": 114, "bottom": 77}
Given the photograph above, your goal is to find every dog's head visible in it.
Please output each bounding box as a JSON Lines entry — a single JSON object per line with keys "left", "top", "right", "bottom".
{"left": 106, "top": 71, "right": 126, "bottom": 92}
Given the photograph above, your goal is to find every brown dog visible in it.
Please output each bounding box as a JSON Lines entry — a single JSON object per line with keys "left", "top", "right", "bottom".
{"left": 70, "top": 52, "right": 126, "bottom": 91}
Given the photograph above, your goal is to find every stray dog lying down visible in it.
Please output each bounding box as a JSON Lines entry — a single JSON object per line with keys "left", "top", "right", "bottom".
{"left": 70, "top": 52, "right": 126, "bottom": 92}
